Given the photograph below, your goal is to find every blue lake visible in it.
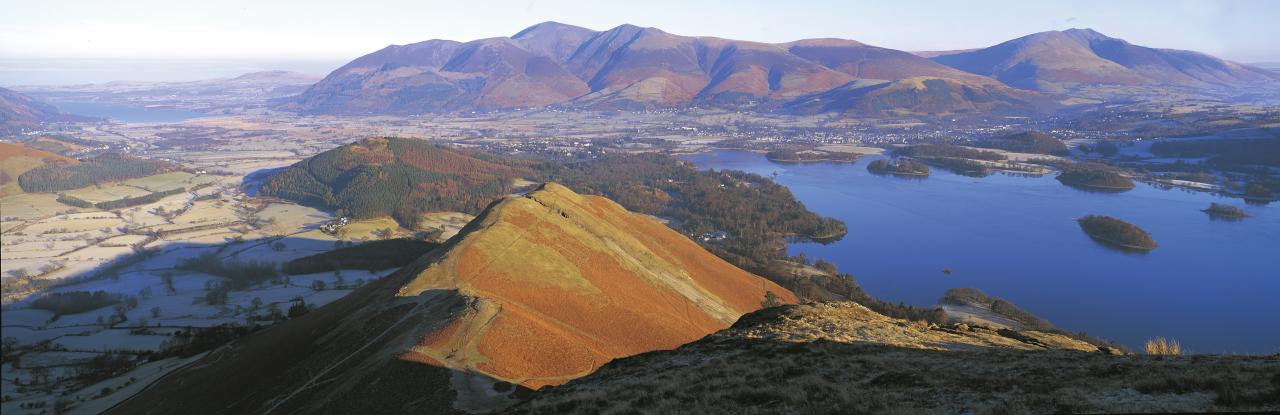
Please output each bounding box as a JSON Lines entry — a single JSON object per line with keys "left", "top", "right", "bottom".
{"left": 682, "top": 150, "right": 1279, "bottom": 354}
{"left": 52, "top": 101, "right": 210, "bottom": 123}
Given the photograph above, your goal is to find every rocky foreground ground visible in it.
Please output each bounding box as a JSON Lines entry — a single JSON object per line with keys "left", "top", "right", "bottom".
{"left": 516, "top": 302, "right": 1280, "bottom": 414}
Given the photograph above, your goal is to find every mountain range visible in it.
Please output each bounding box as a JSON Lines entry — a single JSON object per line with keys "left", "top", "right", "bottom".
{"left": 280, "top": 23, "right": 1275, "bottom": 116}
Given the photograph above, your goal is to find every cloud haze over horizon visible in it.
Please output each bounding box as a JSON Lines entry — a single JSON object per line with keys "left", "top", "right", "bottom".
{"left": 1, "top": 0, "right": 1277, "bottom": 63}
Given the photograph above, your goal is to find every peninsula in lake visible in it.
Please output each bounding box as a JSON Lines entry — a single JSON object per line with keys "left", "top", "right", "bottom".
{"left": 867, "top": 158, "right": 930, "bottom": 176}
{"left": 1056, "top": 163, "right": 1136, "bottom": 191}
{"left": 766, "top": 149, "right": 858, "bottom": 164}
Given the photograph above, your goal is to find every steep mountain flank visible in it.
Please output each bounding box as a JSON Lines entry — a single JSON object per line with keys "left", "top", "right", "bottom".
{"left": 518, "top": 302, "right": 1280, "bottom": 414}
{"left": 788, "top": 77, "right": 1049, "bottom": 116}
{"left": 785, "top": 38, "right": 999, "bottom": 85}
{"left": 0, "top": 87, "right": 92, "bottom": 135}
{"left": 565, "top": 25, "right": 853, "bottom": 108}
{"left": 283, "top": 36, "right": 588, "bottom": 114}
{"left": 107, "top": 184, "right": 795, "bottom": 414}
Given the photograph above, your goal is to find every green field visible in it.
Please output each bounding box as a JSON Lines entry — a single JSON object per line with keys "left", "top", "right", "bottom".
{"left": 57, "top": 172, "right": 217, "bottom": 204}
{"left": 61, "top": 185, "right": 152, "bottom": 204}
{"left": 0, "top": 193, "right": 67, "bottom": 220}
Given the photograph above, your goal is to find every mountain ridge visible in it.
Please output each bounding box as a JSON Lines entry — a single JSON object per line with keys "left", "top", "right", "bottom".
{"left": 281, "top": 23, "right": 1273, "bottom": 116}
{"left": 107, "top": 183, "right": 796, "bottom": 414}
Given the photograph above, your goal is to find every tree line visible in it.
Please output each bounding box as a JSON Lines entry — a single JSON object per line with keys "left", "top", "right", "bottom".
{"left": 974, "top": 131, "right": 1068, "bottom": 156}
{"left": 283, "top": 238, "right": 438, "bottom": 275}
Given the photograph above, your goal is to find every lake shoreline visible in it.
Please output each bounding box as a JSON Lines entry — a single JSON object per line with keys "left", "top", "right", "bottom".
{"left": 680, "top": 149, "right": 1279, "bottom": 354}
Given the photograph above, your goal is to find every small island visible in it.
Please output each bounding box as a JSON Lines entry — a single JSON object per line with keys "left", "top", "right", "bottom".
{"left": 1202, "top": 203, "right": 1250, "bottom": 220}
{"left": 1077, "top": 215, "right": 1158, "bottom": 250}
{"left": 1056, "top": 162, "right": 1135, "bottom": 191}
{"left": 867, "top": 158, "right": 930, "bottom": 176}
{"left": 765, "top": 149, "right": 858, "bottom": 164}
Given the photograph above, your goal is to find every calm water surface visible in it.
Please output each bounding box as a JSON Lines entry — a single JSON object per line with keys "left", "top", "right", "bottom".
{"left": 52, "top": 101, "right": 210, "bottom": 123}
{"left": 683, "top": 150, "right": 1279, "bottom": 354}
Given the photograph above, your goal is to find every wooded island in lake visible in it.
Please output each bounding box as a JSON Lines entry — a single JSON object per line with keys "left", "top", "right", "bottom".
{"left": 1202, "top": 203, "right": 1250, "bottom": 220}
{"left": 1077, "top": 215, "right": 1158, "bottom": 250}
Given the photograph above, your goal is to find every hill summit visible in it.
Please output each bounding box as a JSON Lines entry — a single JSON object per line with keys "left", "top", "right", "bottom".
{"left": 109, "top": 183, "right": 795, "bottom": 414}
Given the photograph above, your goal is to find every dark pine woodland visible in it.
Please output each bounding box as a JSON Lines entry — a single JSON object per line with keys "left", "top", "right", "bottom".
{"left": 18, "top": 154, "right": 176, "bottom": 193}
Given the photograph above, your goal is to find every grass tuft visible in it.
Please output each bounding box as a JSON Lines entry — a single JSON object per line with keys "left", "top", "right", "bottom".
{"left": 1144, "top": 337, "right": 1182, "bottom": 355}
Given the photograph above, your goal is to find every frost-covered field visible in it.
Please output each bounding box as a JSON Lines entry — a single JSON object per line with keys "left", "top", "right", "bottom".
{"left": 1, "top": 160, "right": 401, "bottom": 413}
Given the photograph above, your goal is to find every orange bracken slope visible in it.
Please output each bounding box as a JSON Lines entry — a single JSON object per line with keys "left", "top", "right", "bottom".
{"left": 0, "top": 142, "right": 77, "bottom": 196}
{"left": 108, "top": 182, "right": 795, "bottom": 414}
{"left": 399, "top": 182, "right": 796, "bottom": 388}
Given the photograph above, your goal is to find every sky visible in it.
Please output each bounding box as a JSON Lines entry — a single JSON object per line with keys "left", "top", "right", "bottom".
{"left": 1, "top": 0, "right": 1277, "bottom": 83}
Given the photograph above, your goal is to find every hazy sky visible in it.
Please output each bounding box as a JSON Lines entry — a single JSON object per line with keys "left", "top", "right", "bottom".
{"left": 2, "top": 0, "right": 1278, "bottom": 62}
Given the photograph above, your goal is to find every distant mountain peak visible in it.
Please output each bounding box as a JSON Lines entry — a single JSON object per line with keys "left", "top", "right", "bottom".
{"left": 932, "top": 28, "right": 1276, "bottom": 91}
{"left": 782, "top": 38, "right": 867, "bottom": 47}
{"left": 512, "top": 21, "right": 595, "bottom": 39}
{"left": 1061, "top": 27, "right": 1104, "bottom": 36}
